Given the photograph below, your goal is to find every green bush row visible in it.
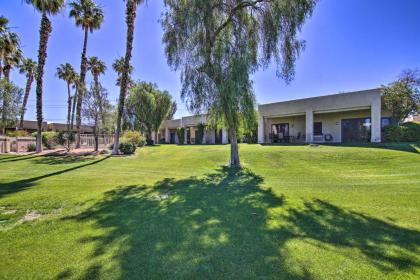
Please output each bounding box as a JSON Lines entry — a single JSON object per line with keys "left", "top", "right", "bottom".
{"left": 383, "top": 122, "right": 420, "bottom": 142}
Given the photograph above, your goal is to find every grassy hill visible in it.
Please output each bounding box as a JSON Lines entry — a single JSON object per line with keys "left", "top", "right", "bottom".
{"left": 1, "top": 144, "right": 419, "bottom": 279}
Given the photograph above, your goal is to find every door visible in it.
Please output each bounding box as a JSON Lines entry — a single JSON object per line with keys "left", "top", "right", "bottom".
{"left": 170, "top": 132, "right": 176, "bottom": 144}
{"left": 341, "top": 118, "right": 371, "bottom": 142}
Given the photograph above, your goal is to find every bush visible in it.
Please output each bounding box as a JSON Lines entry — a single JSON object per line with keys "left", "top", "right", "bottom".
{"left": 7, "top": 130, "right": 30, "bottom": 137}
{"left": 122, "top": 131, "right": 146, "bottom": 147}
{"left": 177, "top": 128, "right": 185, "bottom": 145}
{"left": 119, "top": 141, "right": 136, "bottom": 155}
{"left": 383, "top": 122, "right": 420, "bottom": 142}
{"left": 56, "top": 131, "right": 75, "bottom": 146}
{"left": 146, "top": 138, "right": 154, "bottom": 146}
{"left": 27, "top": 143, "right": 36, "bottom": 152}
{"left": 32, "top": 132, "right": 59, "bottom": 149}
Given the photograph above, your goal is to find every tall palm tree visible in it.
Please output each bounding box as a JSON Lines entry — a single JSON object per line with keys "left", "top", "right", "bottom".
{"left": 113, "top": 0, "right": 145, "bottom": 155}
{"left": 87, "top": 56, "right": 106, "bottom": 123}
{"left": 25, "top": 0, "right": 65, "bottom": 153}
{"left": 69, "top": 0, "right": 104, "bottom": 148}
{"left": 18, "top": 58, "right": 37, "bottom": 129}
{"left": 70, "top": 73, "right": 80, "bottom": 130}
{"left": 56, "top": 63, "right": 76, "bottom": 131}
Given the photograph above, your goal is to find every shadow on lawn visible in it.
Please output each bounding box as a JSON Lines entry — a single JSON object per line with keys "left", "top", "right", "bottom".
{"left": 0, "top": 156, "right": 110, "bottom": 198}
{"left": 62, "top": 167, "right": 420, "bottom": 279}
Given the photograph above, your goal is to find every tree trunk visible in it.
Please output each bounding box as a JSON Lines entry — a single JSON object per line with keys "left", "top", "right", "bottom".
{"left": 94, "top": 122, "right": 99, "bottom": 152}
{"left": 70, "top": 85, "right": 78, "bottom": 130}
{"left": 67, "top": 82, "right": 72, "bottom": 132}
{"left": 93, "top": 75, "right": 105, "bottom": 126}
{"left": 229, "top": 127, "right": 240, "bottom": 167}
{"left": 76, "top": 27, "right": 89, "bottom": 148}
{"left": 113, "top": 0, "right": 137, "bottom": 155}
{"left": 35, "top": 13, "right": 52, "bottom": 153}
{"left": 19, "top": 73, "right": 33, "bottom": 129}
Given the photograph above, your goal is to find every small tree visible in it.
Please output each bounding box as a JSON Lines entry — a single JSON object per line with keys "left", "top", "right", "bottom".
{"left": 0, "top": 79, "right": 23, "bottom": 134}
{"left": 381, "top": 69, "right": 420, "bottom": 124}
{"left": 125, "top": 82, "right": 173, "bottom": 144}
{"left": 83, "top": 83, "right": 111, "bottom": 151}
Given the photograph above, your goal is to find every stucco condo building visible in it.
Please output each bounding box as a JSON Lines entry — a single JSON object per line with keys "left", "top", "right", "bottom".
{"left": 258, "top": 89, "right": 391, "bottom": 144}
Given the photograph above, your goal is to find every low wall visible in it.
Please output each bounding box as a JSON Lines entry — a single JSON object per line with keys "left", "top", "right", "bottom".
{"left": 0, "top": 136, "right": 36, "bottom": 153}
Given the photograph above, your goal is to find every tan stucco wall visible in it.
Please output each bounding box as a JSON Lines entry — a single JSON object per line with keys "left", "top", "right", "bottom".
{"left": 265, "top": 109, "right": 391, "bottom": 143}
{"left": 259, "top": 89, "right": 381, "bottom": 117}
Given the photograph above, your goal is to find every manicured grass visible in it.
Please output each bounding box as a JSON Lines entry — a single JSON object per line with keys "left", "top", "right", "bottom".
{"left": 0, "top": 143, "right": 419, "bottom": 279}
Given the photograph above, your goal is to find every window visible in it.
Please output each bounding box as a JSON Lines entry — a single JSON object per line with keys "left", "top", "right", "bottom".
{"left": 271, "top": 123, "right": 289, "bottom": 137}
{"left": 314, "top": 122, "right": 322, "bottom": 135}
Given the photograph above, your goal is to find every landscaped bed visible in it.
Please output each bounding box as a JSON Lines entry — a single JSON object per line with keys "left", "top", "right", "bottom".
{"left": 0, "top": 144, "right": 419, "bottom": 279}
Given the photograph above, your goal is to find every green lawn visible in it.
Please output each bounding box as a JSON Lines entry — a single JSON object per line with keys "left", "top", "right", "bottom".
{"left": 0, "top": 144, "right": 419, "bottom": 279}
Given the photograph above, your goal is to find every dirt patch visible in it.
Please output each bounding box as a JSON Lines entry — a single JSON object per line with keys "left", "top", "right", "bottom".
{"left": 22, "top": 211, "right": 42, "bottom": 222}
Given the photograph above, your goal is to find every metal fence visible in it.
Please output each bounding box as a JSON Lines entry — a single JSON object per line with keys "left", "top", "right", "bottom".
{"left": 79, "top": 134, "right": 114, "bottom": 148}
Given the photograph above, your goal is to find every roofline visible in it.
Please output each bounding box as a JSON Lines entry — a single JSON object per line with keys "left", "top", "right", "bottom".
{"left": 258, "top": 88, "right": 381, "bottom": 108}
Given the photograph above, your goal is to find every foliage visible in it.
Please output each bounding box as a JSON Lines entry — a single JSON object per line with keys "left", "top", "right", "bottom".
{"left": 6, "top": 130, "right": 30, "bottom": 137}
{"left": 56, "top": 131, "right": 75, "bottom": 145}
{"left": 0, "top": 79, "right": 23, "bottom": 131}
{"left": 383, "top": 122, "right": 420, "bottom": 142}
{"left": 31, "top": 131, "right": 59, "bottom": 149}
{"left": 69, "top": 0, "right": 104, "bottom": 32}
{"left": 176, "top": 127, "right": 185, "bottom": 145}
{"left": 381, "top": 69, "right": 420, "bottom": 124}
{"left": 119, "top": 141, "right": 136, "bottom": 155}
{"left": 122, "top": 130, "right": 146, "bottom": 147}
{"left": 196, "top": 123, "right": 205, "bottom": 144}
{"left": 125, "top": 82, "right": 173, "bottom": 140}
{"left": 167, "top": 101, "right": 177, "bottom": 120}
{"left": 162, "top": 0, "right": 316, "bottom": 166}
{"left": 26, "top": 143, "right": 36, "bottom": 152}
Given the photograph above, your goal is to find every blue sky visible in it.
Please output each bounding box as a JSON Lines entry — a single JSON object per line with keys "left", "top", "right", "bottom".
{"left": 1, "top": 0, "right": 419, "bottom": 122}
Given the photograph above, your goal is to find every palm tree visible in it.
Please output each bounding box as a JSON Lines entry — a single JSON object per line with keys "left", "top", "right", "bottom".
{"left": 69, "top": 0, "right": 104, "bottom": 148}
{"left": 70, "top": 73, "right": 80, "bottom": 130}
{"left": 56, "top": 63, "right": 76, "bottom": 131}
{"left": 112, "top": 0, "right": 145, "bottom": 155}
{"left": 24, "top": 0, "right": 65, "bottom": 153}
{"left": 87, "top": 56, "right": 106, "bottom": 124}
{"left": 0, "top": 31, "right": 22, "bottom": 80}
{"left": 112, "top": 56, "right": 134, "bottom": 87}
{"left": 18, "top": 58, "right": 37, "bottom": 129}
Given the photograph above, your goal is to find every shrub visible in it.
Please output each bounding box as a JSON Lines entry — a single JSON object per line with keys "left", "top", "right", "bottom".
{"left": 7, "top": 130, "right": 30, "bottom": 137}
{"left": 32, "top": 132, "right": 59, "bottom": 149}
{"left": 383, "top": 122, "right": 420, "bottom": 142}
{"left": 27, "top": 143, "right": 36, "bottom": 152}
{"left": 176, "top": 128, "right": 185, "bottom": 145}
{"left": 122, "top": 131, "right": 146, "bottom": 147}
{"left": 56, "top": 131, "right": 75, "bottom": 146}
{"left": 146, "top": 138, "right": 154, "bottom": 146}
{"left": 119, "top": 141, "right": 136, "bottom": 155}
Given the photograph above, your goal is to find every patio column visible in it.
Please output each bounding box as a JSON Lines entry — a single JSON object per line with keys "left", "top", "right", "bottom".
{"left": 305, "top": 109, "right": 313, "bottom": 143}
{"left": 184, "top": 127, "right": 188, "bottom": 144}
{"left": 165, "top": 127, "right": 170, "bottom": 144}
{"left": 258, "top": 115, "right": 265, "bottom": 144}
{"left": 222, "top": 128, "right": 229, "bottom": 144}
{"left": 371, "top": 97, "right": 382, "bottom": 143}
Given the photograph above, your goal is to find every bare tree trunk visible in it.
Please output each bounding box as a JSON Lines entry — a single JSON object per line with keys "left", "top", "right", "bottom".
{"left": 93, "top": 75, "right": 105, "bottom": 125}
{"left": 19, "top": 73, "right": 33, "bottom": 129}
{"left": 70, "top": 85, "right": 78, "bottom": 130}
{"left": 113, "top": 0, "right": 137, "bottom": 155}
{"left": 94, "top": 122, "right": 99, "bottom": 152}
{"left": 35, "top": 13, "right": 52, "bottom": 153}
{"left": 76, "top": 27, "right": 89, "bottom": 148}
{"left": 66, "top": 82, "right": 72, "bottom": 132}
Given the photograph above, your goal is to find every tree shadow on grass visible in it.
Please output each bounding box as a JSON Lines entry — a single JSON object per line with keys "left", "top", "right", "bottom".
{"left": 63, "top": 167, "right": 420, "bottom": 279}
{"left": 0, "top": 153, "right": 38, "bottom": 163}
{"left": 32, "top": 155, "right": 92, "bottom": 165}
{"left": 0, "top": 156, "right": 110, "bottom": 198}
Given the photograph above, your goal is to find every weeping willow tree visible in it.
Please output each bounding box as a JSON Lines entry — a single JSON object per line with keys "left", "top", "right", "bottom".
{"left": 162, "top": 0, "right": 316, "bottom": 167}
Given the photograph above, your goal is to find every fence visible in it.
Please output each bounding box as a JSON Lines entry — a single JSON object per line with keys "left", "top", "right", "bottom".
{"left": 0, "top": 136, "right": 36, "bottom": 153}
{"left": 79, "top": 134, "right": 114, "bottom": 148}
